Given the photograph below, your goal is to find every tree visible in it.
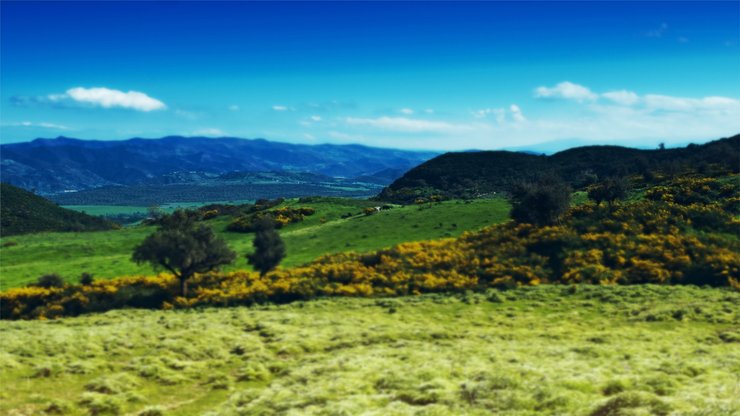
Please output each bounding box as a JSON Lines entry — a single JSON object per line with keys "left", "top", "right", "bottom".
{"left": 79, "top": 272, "right": 95, "bottom": 285}
{"left": 588, "top": 177, "right": 628, "bottom": 206}
{"left": 510, "top": 177, "right": 571, "bottom": 226}
{"left": 247, "top": 216, "right": 286, "bottom": 276}
{"left": 132, "top": 210, "right": 236, "bottom": 297}
{"left": 34, "top": 274, "right": 65, "bottom": 288}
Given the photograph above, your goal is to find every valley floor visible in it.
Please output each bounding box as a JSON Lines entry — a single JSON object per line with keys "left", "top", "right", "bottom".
{"left": 1, "top": 285, "right": 738, "bottom": 415}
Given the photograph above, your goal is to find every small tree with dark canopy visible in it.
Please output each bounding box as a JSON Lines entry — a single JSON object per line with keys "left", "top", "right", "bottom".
{"left": 247, "top": 216, "right": 286, "bottom": 276}
{"left": 588, "top": 177, "right": 628, "bottom": 206}
{"left": 79, "top": 272, "right": 95, "bottom": 285}
{"left": 510, "top": 177, "right": 571, "bottom": 226}
{"left": 34, "top": 274, "right": 65, "bottom": 288}
{"left": 132, "top": 210, "right": 236, "bottom": 297}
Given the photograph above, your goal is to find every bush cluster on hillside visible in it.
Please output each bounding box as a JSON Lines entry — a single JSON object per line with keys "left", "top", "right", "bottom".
{"left": 227, "top": 206, "right": 316, "bottom": 232}
{"left": 2, "top": 174, "right": 737, "bottom": 320}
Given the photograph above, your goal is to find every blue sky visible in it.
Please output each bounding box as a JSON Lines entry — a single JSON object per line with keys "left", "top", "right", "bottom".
{"left": 1, "top": 1, "right": 739, "bottom": 150}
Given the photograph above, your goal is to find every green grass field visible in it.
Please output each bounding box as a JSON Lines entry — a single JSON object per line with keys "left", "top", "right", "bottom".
{"left": 1, "top": 285, "right": 737, "bottom": 415}
{"left": 0, "top": 198, "right": 510, "bottom": 289}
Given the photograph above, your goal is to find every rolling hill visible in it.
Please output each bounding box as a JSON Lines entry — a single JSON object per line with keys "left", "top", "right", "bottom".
{"left": 0, "top": 197, "right": 511, "bottom": 288}
{"left": 379, "top": 134, "right": 740, "bottom": 203}
{"left": 0, "top": 183, "right": 117, "bottom": 236}
{"left": 0, "top": 136, "right": 438, "bottom": 194}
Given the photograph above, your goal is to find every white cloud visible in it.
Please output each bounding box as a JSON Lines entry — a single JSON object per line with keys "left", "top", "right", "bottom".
{"left": 272, "top": 105, "right": 289, "bottom": 111}
{"left": 424, "top": 109, "right": 435, "bottom": 114}
{"left": 229, "top": 105, "right": 240, "bottom": 111}
{"left": 472, "top": 108, "right": 505, "bottom": 121}
{"left": 643, "top": 95, "right": 740, "bottom": 112}
{"left": 47, "top": 94, "right": 67, "bottom": 102}
{"left": 5, "top": 121, "right": 70, "bottom": 130}
{"left": 400, "top": 108, "right": 414, "bottom": 115}
{"left": 174, "top": 109, "right": 202, "bottom": 120}
{"left": 510, "top": 104, "right": 526, "bottom": 122}
{"left": 38, "top": 122, "right": 70, "bottom": 129}
{"left": 344, "top": 116, "right": 471, "bottom": 133}
{"left": 646, "top": 22, "right": 668, "bottom": 38}
{"left": 537, "top": 82, "right": 740, "bottom": 114}
{"left": 535, "top": 81, "right": 598, "bottom": 102}
{"left": 300, "top": 115, "right": 323, "bottom": 127}
{"left": 472, "top": 106, "right": 524, "bottom": 123}
{"left": 333, "top": 83, "right": 739, "bottom": 150}
{"left": 192, "top": 128, "right": 225, "bottom": 136}
{"left": 602, "top": 90, "right": 640, "bottom": 106}
{"left": 64, "top": 87, "right": 165, "bottom": 111}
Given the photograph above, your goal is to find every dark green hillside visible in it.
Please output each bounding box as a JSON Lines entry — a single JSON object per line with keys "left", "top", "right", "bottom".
{"left": 0, "top": 183, "right": 116, "bottom": 236}
{"left": 379, "top": 134, "right": 740, "bottom": 203}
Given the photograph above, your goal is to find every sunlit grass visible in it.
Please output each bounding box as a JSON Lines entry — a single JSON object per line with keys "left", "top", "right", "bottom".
{"left": 0, "top": 198, "right": 510, "bottom": 289}
{"left": 1, "top": 285, "right": 737, "bottom": 415}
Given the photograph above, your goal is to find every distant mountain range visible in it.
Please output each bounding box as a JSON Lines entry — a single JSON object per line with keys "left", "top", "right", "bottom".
{"left": 379, "top": 134, "right": 740, "bottom": 203}
{"left": 0, "top": 136, "right": 439, "bottom": 195}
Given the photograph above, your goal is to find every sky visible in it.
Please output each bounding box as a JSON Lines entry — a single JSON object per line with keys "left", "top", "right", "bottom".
{"left": 1, "top": 1, "right": 739, "bottom": 150}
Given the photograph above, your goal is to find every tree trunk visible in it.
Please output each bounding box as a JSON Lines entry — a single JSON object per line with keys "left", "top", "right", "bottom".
{"left": 180, "top": 277, "right": 188, "bottom": 298}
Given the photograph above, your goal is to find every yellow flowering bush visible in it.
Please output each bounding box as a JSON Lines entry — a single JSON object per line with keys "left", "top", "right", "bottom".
{"left": 227, "top": 206, "right": 316, "bottom": 232}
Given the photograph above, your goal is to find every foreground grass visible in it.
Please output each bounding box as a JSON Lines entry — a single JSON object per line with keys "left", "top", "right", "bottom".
{"left": 0, "top": 198, "right": 510, "bottom": 288}
{"left": 1, "top": 285, "right": 738, "bottom": 415}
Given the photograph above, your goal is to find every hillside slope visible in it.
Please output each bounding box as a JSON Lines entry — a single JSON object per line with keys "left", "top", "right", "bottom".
{"left": 0, "top": 136, "right": 438, "bottom": 194}
{"left": 379, "top": 134, "right": 740, "bottom": 203}
{"left": 0, "top": 183, "right": 116, "bottom": 236}
{"left": 0, "top": 198, "right": 510, "bottom": 287}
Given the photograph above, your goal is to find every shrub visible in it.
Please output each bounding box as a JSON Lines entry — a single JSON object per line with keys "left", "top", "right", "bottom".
{"left": 228, "top": 207, "right": 315, "bottom": 232}
{"left": 247, "top": 217, "right": 286, "bottom": 276}
{"left": 34, "top": 274, "right": 65, "bottom": 289}
{"left": 510, "top": 177, "right": 571, "bottom": 226}
{"left": 589, "top": 391, "right": 671, "bottom": 416}
{"left": 137, "top": 407, "right": 165, "bottom": 416}
{"left": 44, "top": 400, "right": 73, "bottom": 415}
{"left": 78, "top": 392, "right": 123, "bottom": 415}
{"left": 80, "top": 272, "right": 95, "bottom": 286}
{"left": 588, "top": 177, "right": 627, "bottom": 205}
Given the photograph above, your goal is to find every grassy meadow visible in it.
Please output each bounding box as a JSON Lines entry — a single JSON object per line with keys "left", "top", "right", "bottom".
{"left": 1, "top": 285, "right": 737, "bottom": 415}
{"left": 0, "top": 198, "right": 510, "bottom": 289}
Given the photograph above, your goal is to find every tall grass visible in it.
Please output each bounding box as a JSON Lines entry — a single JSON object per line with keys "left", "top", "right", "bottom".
{"left": 1, "top": 285, "right": 737, "bottom": 415}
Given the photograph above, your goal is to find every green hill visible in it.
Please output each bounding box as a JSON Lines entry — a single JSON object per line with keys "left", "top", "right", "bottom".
{"left": 379, "top": 134, "right": 740, "bottom": 203}
{"left": 0, "top": 183, "right": 117, "bottom": 237}
{"left": 0, "top": 197, "right": 510, "bottom": 288}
